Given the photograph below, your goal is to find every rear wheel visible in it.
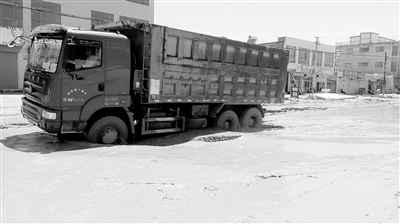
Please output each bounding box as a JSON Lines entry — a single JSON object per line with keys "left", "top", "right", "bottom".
{"left": 86, "top": 116, "right": 128, "bottom": 144}
{"left": 239, "top": 107, "right": 263, "bottom": 128}
{"left": 214, "top": 110, "right": 239, "bottom": 131}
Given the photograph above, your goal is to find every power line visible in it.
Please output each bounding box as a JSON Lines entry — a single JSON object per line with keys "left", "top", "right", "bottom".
{"left": 0, "top": 1, "right": 109, "bottom": 22}
{"left": 1, "top": 2, "right": 397, "bottom": 61}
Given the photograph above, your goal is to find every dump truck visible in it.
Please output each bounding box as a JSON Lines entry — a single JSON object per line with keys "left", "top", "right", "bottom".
{"left": 9, "top": 19, "right": 288, "bottom": 144}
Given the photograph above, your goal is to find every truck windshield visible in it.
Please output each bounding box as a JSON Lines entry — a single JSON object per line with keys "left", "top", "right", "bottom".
{"left": 27, "top": 38, "right": 62, "bottom": 73}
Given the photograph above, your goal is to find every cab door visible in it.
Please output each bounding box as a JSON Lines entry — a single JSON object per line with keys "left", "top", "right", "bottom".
{"left": 61, "top": 38, "right": 105, "bottom": 116}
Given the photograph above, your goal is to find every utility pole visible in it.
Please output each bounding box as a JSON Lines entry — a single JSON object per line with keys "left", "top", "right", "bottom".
{"left": 306, "top": 37, "right": 321, "bottom": 100}
{"left": 312, "top": 36, "right": 320, "bottom": 92}
{"left": 383, "top": 52, "right": 387, "bottom": 92}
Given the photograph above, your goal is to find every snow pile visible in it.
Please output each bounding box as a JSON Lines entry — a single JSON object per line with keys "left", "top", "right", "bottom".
{"left": 376, "top": 93, "right": 400, "bottom": 98}
{"left": 297, "top": 93, "right": 400, "bottom": 101}
{"left": 299, "top": 93, "right": 356, "bottom": 100}
{"left": 358, "top": 94, "right": 400, "bottom": 102}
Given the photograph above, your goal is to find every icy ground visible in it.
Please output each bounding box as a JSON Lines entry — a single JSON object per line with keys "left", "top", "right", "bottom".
{"left": 1, "top": 93, "right": 399, "bottom": 223}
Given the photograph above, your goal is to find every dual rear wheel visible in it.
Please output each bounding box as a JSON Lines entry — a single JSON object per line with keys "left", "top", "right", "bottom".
{"left": 214, "top": 110, "right": 239, "bottom": 131}
{"left": 239, "top": 108, "right": 263, "bottom": 128}
{"left": 214, "top": 108, "right": 263, "bottom": 131}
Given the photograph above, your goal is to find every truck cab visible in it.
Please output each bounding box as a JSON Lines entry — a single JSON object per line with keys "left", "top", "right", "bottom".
{"left": 20, "top": 24, "right": 133, "bottom": 139}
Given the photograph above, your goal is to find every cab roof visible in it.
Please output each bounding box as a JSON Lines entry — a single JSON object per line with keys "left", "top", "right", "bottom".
{"left": 29, "top": 24, "right": 128, "bottom": 41}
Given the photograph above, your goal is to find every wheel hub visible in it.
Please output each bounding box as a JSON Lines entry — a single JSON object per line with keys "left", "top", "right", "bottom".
{"left": 248, "top": 116, "right": 257, "bottom": 127}
{"left": 102, "top": 128, "right": 118, "bottom": 144}
{"left": 223, "top": 120, "right": 231, "bottom": 130}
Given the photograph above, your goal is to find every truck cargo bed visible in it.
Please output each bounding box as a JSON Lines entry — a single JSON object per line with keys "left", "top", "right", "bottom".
{"left": 147, "top": 25, "right": 288, "bottom": 104}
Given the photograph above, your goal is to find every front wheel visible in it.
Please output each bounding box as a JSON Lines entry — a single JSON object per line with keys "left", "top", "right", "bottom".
{"left": 239, "top": 107, "right": 263, "bottom": 128}
{"left": 86, "top": 116, "right": 128, "bottom": 144}
{"left": 214, "top": 110, "right": 239, "bottom": 131}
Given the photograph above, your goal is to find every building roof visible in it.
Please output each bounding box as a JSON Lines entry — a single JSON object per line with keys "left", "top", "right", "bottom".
{"left": 259, "top": 36, "right": 335, "bottom": 52}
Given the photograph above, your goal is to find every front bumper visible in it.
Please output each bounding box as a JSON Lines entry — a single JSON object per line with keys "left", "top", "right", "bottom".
{"left": 21, "top": 97, "right": 61, "bottom": 133}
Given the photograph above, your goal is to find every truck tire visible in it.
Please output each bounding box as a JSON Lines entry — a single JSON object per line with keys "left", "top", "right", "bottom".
{"left": 239, "top": 107, "right": 262, "bottom": 128}
{"left": 186, "top": 118, "right": 207, "bottom": 129}
{"left": 86, "top": 116, "right": 128, "bottom": 144}
{"left": 214, "top": 110, "right": 239, "bottom": 131}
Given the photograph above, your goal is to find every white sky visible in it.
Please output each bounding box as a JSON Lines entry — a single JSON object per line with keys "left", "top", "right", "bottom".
{"left": 154, "top": 0, "right": 399, "bottom": 46}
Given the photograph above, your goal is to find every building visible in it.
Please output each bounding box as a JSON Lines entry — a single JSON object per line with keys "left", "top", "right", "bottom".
{"left": 0, "top": 0, "right": 154, "bottom": 90}
{"left": 335, "top": 32, "right": 400, "bottom": 94}
{"left": 259, "top": 37, "right": 336, "bottom": 94}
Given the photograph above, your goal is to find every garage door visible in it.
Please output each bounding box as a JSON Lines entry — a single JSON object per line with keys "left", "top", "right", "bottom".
{"left": 0, "top": 51, "right": 18, "bottom": 89}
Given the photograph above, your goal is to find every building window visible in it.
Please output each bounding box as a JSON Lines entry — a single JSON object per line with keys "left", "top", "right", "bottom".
{"left": 324, "top": 53, "right": 333, "bottom": 67}
{"left": 31, "top": 0, "right": 61, "bottom": 29}
{"left": 359, "top": 62, "right": 368, "bottom": 67}
{"left": 391, "top": 61, "right": 397, "bottom": 72}
{"left": 375, "top": 62, "right": 383, "bottom": 68}
{"left": 346, "top": 48, "right": 353, "bottom": 54}
{"left": 126, "top": 0, "right": 149, "bottom": 6}
{"left": 345, "top": 63, "right": 352, "bottom": 68}
{"left": 91, "top": 10, "right": 114, "bottom": 26}
{"left": 376, "top": 46, "right": 384, "bottom": 52}
{"left": 299, "top": 48, "right": 309, "bottom": 64}
{"left": 119, "top": 15, "right": 136, "bottom": 21}
{"left": 392, "top": 46, "right": 399, "bottom": 56}
{"left": 359, "top": 47, "right": 369, "bottom": 53}
{"left": 0, "top": 0, "right": 23, "bottom": 27}
{"left": 286, "top": 45, "right": 296, "bottom": 63}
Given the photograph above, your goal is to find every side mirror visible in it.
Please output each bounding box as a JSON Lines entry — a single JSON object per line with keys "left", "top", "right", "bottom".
{"left": 7, "top": 41, "right": 16, "bottom": 48}
{"left": 7, "top": 35, "right": 32, "bottom": 48}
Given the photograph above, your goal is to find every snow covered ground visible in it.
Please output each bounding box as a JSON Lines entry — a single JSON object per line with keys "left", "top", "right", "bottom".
{"left": 1, "top": 93, "right": 399, "bottom": 223}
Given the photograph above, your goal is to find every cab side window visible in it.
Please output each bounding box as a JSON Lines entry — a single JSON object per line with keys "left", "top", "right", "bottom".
{"left": 66, "top": 39, "right": 102, "bottom": 71}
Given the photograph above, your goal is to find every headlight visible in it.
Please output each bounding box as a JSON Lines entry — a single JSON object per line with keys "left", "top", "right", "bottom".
{"left": 42, "top": 110, "right": 57, "bottom": 120}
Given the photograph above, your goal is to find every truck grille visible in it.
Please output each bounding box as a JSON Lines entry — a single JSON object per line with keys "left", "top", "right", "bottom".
{"left": 21, "top": 98, "right": 41, "bottom": 123}
{"left": 23, "top": 71, "right": 48, "bottom": 104}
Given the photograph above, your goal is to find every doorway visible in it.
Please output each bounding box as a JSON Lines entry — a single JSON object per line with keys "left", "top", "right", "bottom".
{"left": 304, "top": 79, "right": 312, "bottom": 93}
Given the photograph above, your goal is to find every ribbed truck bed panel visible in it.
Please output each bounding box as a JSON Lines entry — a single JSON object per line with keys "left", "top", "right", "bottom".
{"left": 146, "top": 25, "right": 288, "bottom": 104}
